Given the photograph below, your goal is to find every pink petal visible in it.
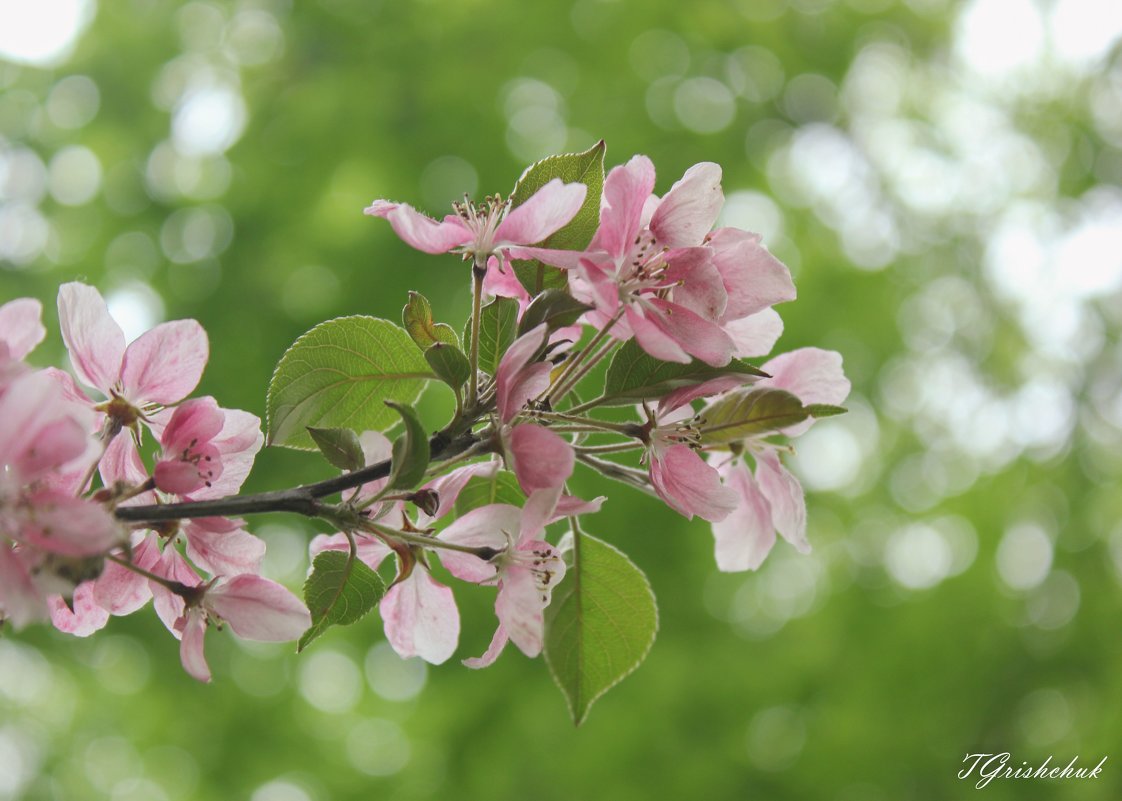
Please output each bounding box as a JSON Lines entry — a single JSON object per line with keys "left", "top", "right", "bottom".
{"left": 48, "top": 582, "right": 110, "bottom": 637}
{"left": 462, "top": 624, "right": 510, "bottom": 669}
{"left": 160, "top": 397, "right": 224, "bottom": 452}
{"left": 505, "top": 246, "right": 587, "bottom": 270}
{"left": 725, "top": 309, "right": 784, "bottom": 359}
{"left": 554, "top": 493, "right": 605, "bottom": 518}
{"left": 16, "top": 489, "right": 121, "bottom": 557}
{"left": 57, "top": 282, "right": 126, "bottom": 395}
{"left": 664, "top": 247, "right": 727, "bottom": 321}
{"left": 649, "top": 444, "right": 738, "bottom": 522}
{"left": 189, "top": 408, "right": 264, "bottom": 499}
{"left": 519, "top": 486, "right": 564, "bottom": 543}
{"left": 483, "top": 258, "right": 531, "bottom": 301}
{"left": 591, "top": 155, "right": 656, "bottom": 260}
{"left": 754, "top": 450, "right": 808, "bottom": 553}
{"left": 206, "top": 575, "right": 311, "bottom": 641}
{"left": 120, "top": 319, "right": 209, "bottom": 406}
{"left": 439, "top": 503, "right": 519, "bottom": 583}
{"left": 508, "top": 423, "right": 574, "bottom": 493}
{"left": 496, "top": 324, "right": 551, "bottom": 423}
{"left": 365, "top": 201, "right": 473, "bottom": 254}
{"left": 495, "top": 566, "right": 546, "bottom": 657}
{"left": 154, "top": 458, "right": 209, "bottom": 497}
{"left": 94, "top": 534, "right": 160, "bottom": 615}
{"left": 309, "top": 532, "right": 392, "bottom": 572}
{"left": 0, "top": 298, "right": 46, "bottom": 361}
{"left": 179, "top": 610, "right": 212, "bottom": 683}
{"left": 495, "top": 178, "right": 587, "bottom": 245}
{"left": 658, "top": 375, "right": 753, "bottom": 418}
{"left": 0, "top": 545, "right": 48, "bottom": 628}
{"left": 625, "top": 305, "right": 690, "bottom": 364}
{"left": 380, "top": 570, "right": 460, "bottom": 664}
{"left": 650, "top": 162, "right": 723, "bottom": 247}
{"left": 760, "top": 347, "right": 850, "bottom": 406}
{"left": 640, "top": 300, "right": 735, "bottom": 367}
{"left": 184, "top": 519, "right": 265, "bottom": 576}
{"left": 711, "top": 460, "right": 776, "bottom": 571}
{"left": 99, "top": 433, "right": 150, "bottom": 490}
{"left": 709, "top": 228, "right": 797, "bottom": 320}
{"left": 152, "top": 546, "right": 203, "bottom": 636}
{"left": 417, "top": 460, "right": 499, "bottom": 525}
{"left": 0, "top": 371, "right": 93, "bottom": 481}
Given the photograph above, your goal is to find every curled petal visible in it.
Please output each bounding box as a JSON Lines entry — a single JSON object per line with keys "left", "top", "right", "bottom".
{"left": 365, "top": 201, "right": 473, "bottom": 254}
{"left": 121, "top": 319, "right": 209, "bottom": 406}
{"left": 463, "top": 624, "right": 510, "bottom": 669}
{"left": 711, "top": 461, "right": 776, "bottom": 571}
{"left": 592, "top": 155, "right": 657, "bottom": 260}
{"left": 495, "top": 178, "right": 587, "bottom": 245}
{"left": 160, "top": 397, "right": 224, "bottom": 454}
{"left": 191, "top": 408, "right": 264, "bottom": 499}
{"left": 380, "top": 570, "right": 460, "bottom": 665}
{"left": 48, "top": 582, "right": 110, "bottom": 637}
{"left": 179, "top": 610, "right": 212, "bottom": 683}
{"left": 649, "top": 444, "right": 738, "bottom": 522}
{"left": 508, "top": 423, "right": 574, "bottom": 493}
{"left": 658, "top": 375, "right": 753, "bottom": 418}
{"left": 755, "top": 451, "right": 808, "bottom": 553}
{"left": 57, "top": 282, "right": 126, "bottom": 395}
{"left": 495, "top": 325, "right": 551, "bottom": 423}
{"left": 205, "top": 575, "right": 311, "bottom": 641}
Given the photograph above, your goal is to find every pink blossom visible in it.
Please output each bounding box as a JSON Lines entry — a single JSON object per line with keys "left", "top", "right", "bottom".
{"left": 365, "top": 179, "right": 586, "bottom": 268}
{"left": 440, "top": 488, "right": 569, "bottom": 668}
{"left": 706, "top": 348, "right": 850, "bottom": 571}
{"left": 57, "top": 282, "right": 208, "bottom": 416}
{"left": 176, "top": 575, "right": 311, "bottom": 682}
{"left": 495, "top": 324, "right": 552, "bottom": 423}
{"left": 0, "top": 297, "right": 46, "bottom": 365}
{"left": 506, "top": 423, "right": 574, "bottom": 493}
{"left": 152, "top": 397, "right": 263, "bottom": 499}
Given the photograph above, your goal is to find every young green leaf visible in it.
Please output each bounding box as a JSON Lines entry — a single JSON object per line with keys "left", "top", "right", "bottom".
{"left": 509, "top": 140, "right": 606, "bottom": 295}
{"left": 403, "top": 291, "right": 460, "bottom": 350}
{"left": 517, "top": 289, "right": 592, "bottom": 336}
{"left": 424, "top": 342, "right": 472, "bottom": 390}
{"left": 454, "top": 470, "right": 525, "bottom": 516}
{"left": 544, "top": 531, "right": 658, "bottom": 726}
{"left": 385, "top": 401, "right": 429, "bottom": 490}
{"left": 698, "top": 387, "right": 811, "bottom": 444}
{"left": 601, "top": 340, "right": 767, "bottom": 406}
{"left": 266, "top": 316, "right": 434, "bottom": 450}
{"left": 298, "top": 549, "right": 386, "bottom": 652}
{"left": 307, "top": 427, "right": 365, "bottom": 471}
{"left": 464, "top": 296, "right": 519, "bottom": 376}
{"left": 804, "top": 403, "right": 848, "bottom": 418}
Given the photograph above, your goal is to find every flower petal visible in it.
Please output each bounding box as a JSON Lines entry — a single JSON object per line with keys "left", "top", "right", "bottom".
{"left": 179, "top": 610, "right": 212, "bottom": 683}
{"left": 463, "top": 624, "right": 510, "bottom": 669}
{"left": 185, "top": 518, "right": 265, "bottom": 576}
{"left": 709, "top": 227, "right": 796, "bottom": 319}
{"left": 650, "top": 162, "right": 723, "bottom": 247}
{"left": 645, "top": 299, "right": 734, "bottom": 367}
{"left": 57, "top": 282, "right": 126, "bottom": 395}
{"left": 711, "top": 461, "right": 776, "bottom": 571}
{"left": 591, "top": 155, "right": 656, "bottom": 260}
{"left": 725, "top": 309, "right": 784, "bottom": 359}
{"left": 508, "top": 423, "right": 574, "bottom": 493}
{"left": 625, "top": 305, "right": 690, "bottom": 364}
{"left": 380, "top": 570, "right": 460, "bottom": 664}
{"left": 0, "top": 298, "right": 46, "bottom": 361}
{"left": 649, "top": 444, "right": 738, "bottom": 522}
{"left": 495, "top": 324, "right": 550, "bottom": 423}
{"left": 206, "top": 575, "right": 311, "bottom": 641}
{"left": 0, "top": 546, "right": 48, "bottom": 628}
{"left": 48, "top": 582, "right": 110, "bottom": 637}
{"left": 754, "top": 450, "right": 809, "bottom": 553}
{"left": 495, "top": 566, "right": 546, "bottom": 657}
{"left": 439, "top": 503, "right": 520, "bottom": 583}
{"left": 365, "top": 201, "right": 473, "bottom": 254}
{"left": 496, "top": 178, "right": 587, "bottom": 245}
{"left": 120, "top": 319, "right": 209, "bottom": 406}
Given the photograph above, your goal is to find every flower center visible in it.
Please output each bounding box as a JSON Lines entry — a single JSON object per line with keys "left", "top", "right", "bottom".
{"left": 452, "top": 194, "right": 509, "bottom": 259}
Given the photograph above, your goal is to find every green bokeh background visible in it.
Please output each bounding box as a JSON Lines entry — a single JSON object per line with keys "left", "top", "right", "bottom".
{"left": 3, "top": 0, "right": 1121, "bottom": 799}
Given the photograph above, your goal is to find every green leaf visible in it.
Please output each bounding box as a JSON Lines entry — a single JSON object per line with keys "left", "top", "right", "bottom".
{"left": 544, "top": 532, "right": 658, "bottom": 726}
{"left": 402, "top": 291, "right": 460, "bottom": 350}
{"left": 386, "top": 401, "right": 429, "bottom": 490}
{"left": 517, "top": 289, "right": 592, "bottom": 336}
{"left": 804, "top": 403, "right": 848, "bottom": 418}
{"left": 465, "top": 296, "right": 519, "bottom": 376}
{"left": 601, "top": 340, "right": 768, "bottom": 406}
{"left": 509, "top": 140, "right": 606, "bottom": 295}
{"left": 266, "top": 316, "right": 434, "bottom": 450}
{"left": 306, "top": 427, "right": 365, "bottom": 471}
{"left": 454, "top": 470, "right": 525, "bottom": 516}
{"left": 298, "top": 549, "right": 386, "bottom": 652}
{"left": 698, "top": 387, "right": 811, "bottom": 445}
{"left": 424, "top": 342, "right": 472, "bottom": 390}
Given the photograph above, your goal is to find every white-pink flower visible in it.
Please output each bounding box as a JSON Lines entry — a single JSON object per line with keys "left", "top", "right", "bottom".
{"left": 709, "top": 348, "right": 851, "bottom": 571}
{"left": 365, "top": 178, "right": 586, "bottom": 268}
{"left": 439, "top": 487, "right": 570, "bottom": 668}
{"left": 152, "top": 396, "right": 264, "bottom": 499}
{"left": 177, "top": 575, "right": 312, "bottom": 682}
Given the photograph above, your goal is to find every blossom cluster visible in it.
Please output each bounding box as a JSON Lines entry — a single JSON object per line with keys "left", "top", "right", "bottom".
{"left": 0, "top": 288, "right": 307, "bottom": 681}
{"left": 2, "top": 148, "right": 849, "bottom": 692}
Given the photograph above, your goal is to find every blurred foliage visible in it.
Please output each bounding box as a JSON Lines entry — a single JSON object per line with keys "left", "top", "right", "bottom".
{"left": 3, "top": 0, "right": 1122, "bottom": 799}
